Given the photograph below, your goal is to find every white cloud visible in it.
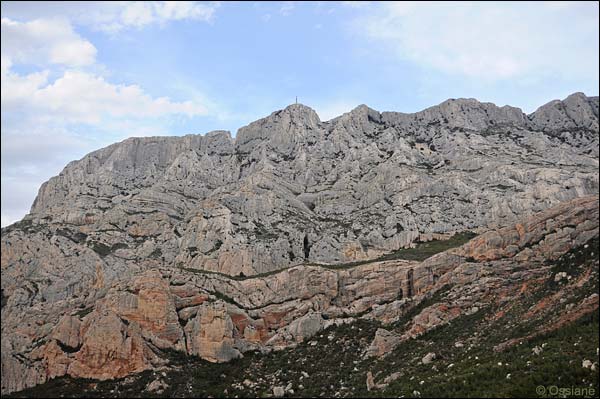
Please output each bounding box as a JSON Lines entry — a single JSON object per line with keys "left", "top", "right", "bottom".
{"left": 154, "top": 1, "right": 216, "bottom": 21}
{"left": 120, "top": 2, "right": 155, "bottom": 28}
{"left": 342, "top": 1, "right": 372, "bottom": 9}
{"left": 1, "top": 68, "right": 207, "bottom": 124}
{"left": 1, "top": 2, "right": 219, "bottom": 34}
{"left": 0, "top": 5, "right": 219, "bottom": 227}
{"left": 356, "top": 1, "right": 599, "bottom": 81}
{"left": 1, "top": 17, "right": 97, "bottom": 67}
{"left": 0, "top": 64, "right": 49, "bottom": 108}
{"left": 0, "top": 70, "right": 208, "bottom": 228}
{"left": 95, "top": 1, "right": 218, "bottom": 32}
{"left": 279, "top": 2, "right": 295, "bottom": 16}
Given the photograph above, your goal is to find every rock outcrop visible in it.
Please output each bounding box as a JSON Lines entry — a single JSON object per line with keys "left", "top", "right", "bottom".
{"left": 365, "top": 195, "right": 599, "bottom": 357}
{"left": 2, "top": 194, "right": 598, "bottom": 393}
{"left": 1, "top": 94, "right": 599, "bottom": 394}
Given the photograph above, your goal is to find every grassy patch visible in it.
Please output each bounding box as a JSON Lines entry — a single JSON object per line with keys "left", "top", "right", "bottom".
{"left": 87, "top": 241, "right": 129, "bottom": 257}
{"left": 177, "top": 232, "right": 478, "bottom": 282}
{"left": 73, "top": 307, "right": 94, "bottom": 318}
{"left": 1, "top": 219, "right": 48, "bottom": 235}
{"left": 149, "top": 248, "right": 162, "bottom": 259}
{"left": 322, "top": 231, "right": 477, "bottom": 270}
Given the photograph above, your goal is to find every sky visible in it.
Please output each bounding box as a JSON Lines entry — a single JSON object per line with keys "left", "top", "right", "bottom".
{"left": 1, "top": 1, "right": 599, "bottom": 227}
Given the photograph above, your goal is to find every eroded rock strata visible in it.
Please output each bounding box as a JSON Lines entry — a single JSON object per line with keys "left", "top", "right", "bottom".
{"left": 1, "top": 93, "right": 599, "bottom": 394}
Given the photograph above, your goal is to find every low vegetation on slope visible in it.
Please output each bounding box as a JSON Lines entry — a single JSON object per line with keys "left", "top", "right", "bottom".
{"left": 8, "top": 238, "right": 598, "bottom": 398}
{"left": 180, "top": 231, "right": 478, "bottom": 280}
{"left": 321, "top": 231, "right": 478, "bottom": 269}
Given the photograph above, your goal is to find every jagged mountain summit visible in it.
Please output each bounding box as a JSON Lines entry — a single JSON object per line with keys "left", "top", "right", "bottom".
{"left": 1, "top": 92, "right": 599, "bottom": 395}
{"left": 21, "top": 93, "right": 600, "bottom": 277}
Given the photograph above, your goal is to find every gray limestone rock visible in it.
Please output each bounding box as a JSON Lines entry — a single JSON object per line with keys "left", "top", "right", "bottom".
{"left": 14, "top": 93, "right": 598, "bottom": 278}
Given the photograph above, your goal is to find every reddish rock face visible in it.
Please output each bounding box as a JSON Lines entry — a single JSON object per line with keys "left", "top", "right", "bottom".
{"left": 456, "top": 196, "right": 599, "bottom": 262}
{"left": 67, "top": 310, "right": 154, "bottom": 380}
{"left": 261, "top": 310, "right": 290, "bottom": 330}
{"left": 51, "top": 315, "right": 81, "bottom": 350}
{"left": 365, "top": 328, "right": 401, "bottom": 358}
{"left": 42, "top": 341, "right": 71, "bottom": 380}
{"left": 40, "top": 272, "right": 180, "bottom": 384}
{"left": 184, "top": 302, "right": 242, "bottom": 363}
{"left": 103, "top": 271, "right": 185, "bottom": 349}
{"left": 402, "top": 303, "right": 463, "bottom": 339}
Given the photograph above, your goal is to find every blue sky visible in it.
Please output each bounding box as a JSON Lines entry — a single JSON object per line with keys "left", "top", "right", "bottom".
{"left": 1, "top": 1, "right": 599, "bottom": 226}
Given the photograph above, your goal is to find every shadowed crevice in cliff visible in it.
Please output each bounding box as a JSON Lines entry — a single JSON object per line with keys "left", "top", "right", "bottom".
{"left": 303, "top": 234, "right": 311, "bottom": 260}
{"left": 55, "top": 340, "right": 82, "bottom": 355}
{"left": 1, "top": 289, "right": 7, "bottom": 310}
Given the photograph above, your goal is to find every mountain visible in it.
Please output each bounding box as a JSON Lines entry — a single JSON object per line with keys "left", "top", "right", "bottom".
{"left": 1, "top": 93, "right": 598, "bottom": 396}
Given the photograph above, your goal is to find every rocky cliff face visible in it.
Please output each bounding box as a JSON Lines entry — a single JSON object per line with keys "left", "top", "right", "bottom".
{"left": 21, "top": 92, "right": 599, "bottom": 276}
{"left": 1, "top": 93, "right": 599, "bottom": 394}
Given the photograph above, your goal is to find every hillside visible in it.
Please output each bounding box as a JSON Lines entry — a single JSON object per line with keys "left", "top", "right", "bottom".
{"left": 1, "top": 94, "right": 599, "bottom": 396}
